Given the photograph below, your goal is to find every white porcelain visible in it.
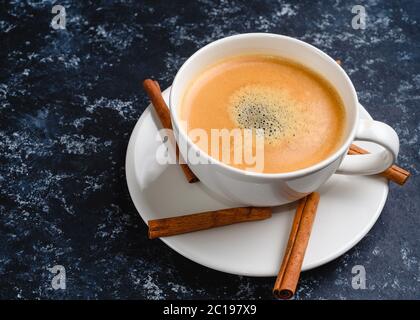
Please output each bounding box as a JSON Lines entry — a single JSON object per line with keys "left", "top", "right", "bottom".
{"left": 125, "top": 88, "right": 389, "bottom": 275}
{"left": 169, "top": 33, "right": 399, "bottom": 206}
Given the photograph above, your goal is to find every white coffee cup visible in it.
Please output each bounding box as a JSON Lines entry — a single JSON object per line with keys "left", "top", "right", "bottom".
{"left": 169, "top": 33, "right": 399, "bottom": 206}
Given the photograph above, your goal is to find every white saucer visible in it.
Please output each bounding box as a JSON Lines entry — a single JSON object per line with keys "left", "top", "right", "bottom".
{"left": 125, "top": 87, "right": 388, "bottom": 277}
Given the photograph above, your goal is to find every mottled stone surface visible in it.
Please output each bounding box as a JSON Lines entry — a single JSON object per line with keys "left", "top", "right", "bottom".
{"left": 0, "top": 0, "right": 419, "bottom": 299}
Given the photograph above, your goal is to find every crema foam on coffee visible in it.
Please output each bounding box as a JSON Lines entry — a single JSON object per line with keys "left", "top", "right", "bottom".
{"left": 180, "top": 54, "right": 346, "bottom": 173}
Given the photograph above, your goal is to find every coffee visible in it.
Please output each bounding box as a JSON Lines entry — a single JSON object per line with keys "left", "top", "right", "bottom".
{"left": 179, "top": 54, "right": 346, "bottom": 173}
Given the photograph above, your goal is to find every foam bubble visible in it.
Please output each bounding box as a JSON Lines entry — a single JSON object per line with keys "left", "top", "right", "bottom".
{"left": 228, "top": 85, "right": 299, "bottom": 144}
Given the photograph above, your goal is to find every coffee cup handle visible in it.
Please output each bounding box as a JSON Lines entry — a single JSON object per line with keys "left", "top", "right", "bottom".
{"left": 337, "top": 119, "right": 399, "bottom": 175}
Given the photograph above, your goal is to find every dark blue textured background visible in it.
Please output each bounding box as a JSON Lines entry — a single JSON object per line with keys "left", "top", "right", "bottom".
{"left": 0, "top": 0, "right": 419, "bottom": 299}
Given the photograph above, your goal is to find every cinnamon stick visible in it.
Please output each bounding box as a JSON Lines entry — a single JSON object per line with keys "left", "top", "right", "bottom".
{"left": 273, "top": 192, "right": 320, "bottom": 300}
{"left": 148, "top": 207, "right": 272, "bottom": 239}
{"left": 348, "top": 144, "right": 410, "bottom": 185}
{"left": 142, "top": 79, "right": 199, "bottom": 183}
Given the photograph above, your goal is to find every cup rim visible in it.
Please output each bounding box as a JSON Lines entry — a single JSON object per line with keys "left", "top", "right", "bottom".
{"left": 170, "top": 33, "right": 359, "bottom": 179}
